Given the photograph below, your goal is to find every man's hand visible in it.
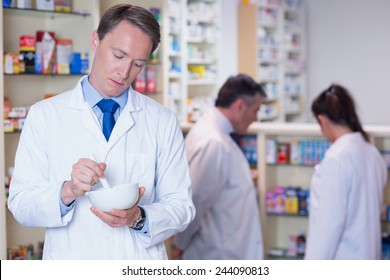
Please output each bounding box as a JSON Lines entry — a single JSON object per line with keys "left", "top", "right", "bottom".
{"left": 61, "top": 158, "right": 106, "bottom": 205}
{"left": 90, "top": 187, "right": 146, "bottom": 227}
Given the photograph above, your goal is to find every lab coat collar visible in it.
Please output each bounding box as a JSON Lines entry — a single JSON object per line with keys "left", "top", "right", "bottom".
{"left": 333, "top": 132, "right": 364, "bottom": 147}
{"left": 210, "top": 107, "right": 234, "bottom": 135}
{"left": 326, "top": 132, "right": 365, "bottom": 156}
{"left": 67, "top": 76, "right": 141, "bottom": 147}
{"left": 67, "top": 76, "right": 142, "bottom": 113}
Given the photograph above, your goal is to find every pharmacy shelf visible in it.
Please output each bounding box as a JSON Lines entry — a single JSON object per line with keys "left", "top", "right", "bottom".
{"left": 0, "top": 1, "right": 101, "bottom": 260}
{"left": 253, "top": 122, "right": 390, "bottom": 258}
{"left": 186, "top": 0, "right": 220, "bottom": 123}
{"left": 3, "top": 6, "right": 90, "bottom": 17}
{"left": 238, "top": 0, "right": 307, "bottom": 122}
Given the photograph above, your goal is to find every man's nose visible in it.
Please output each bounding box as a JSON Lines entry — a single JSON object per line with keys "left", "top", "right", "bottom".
{"left": 119, "top": 61, "right": 132, "bottom": 79}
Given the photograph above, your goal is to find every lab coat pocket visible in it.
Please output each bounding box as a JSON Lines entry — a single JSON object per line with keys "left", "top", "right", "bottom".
{"left": 125, "top": 153, "right": 155, "bottom": 204}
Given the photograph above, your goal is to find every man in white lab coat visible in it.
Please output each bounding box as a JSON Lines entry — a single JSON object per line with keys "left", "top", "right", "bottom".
{"left": 8, "top": 4, "right": 195, "bottom": 259}
{"left": 174, "top": 74, "right": 266, "bottom": 259}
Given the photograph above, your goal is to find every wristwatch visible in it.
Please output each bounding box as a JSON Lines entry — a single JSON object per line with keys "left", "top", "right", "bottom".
{"left": 131, "top": 206, "right": 146, "bottom": 230}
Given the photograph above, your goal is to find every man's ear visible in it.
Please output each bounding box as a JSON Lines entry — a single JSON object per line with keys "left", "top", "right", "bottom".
{"left": 231, "top": 98, "right": 245, "bottom": 113}
{"left": 91, "top": 30, "right": 99, "bottom": 51}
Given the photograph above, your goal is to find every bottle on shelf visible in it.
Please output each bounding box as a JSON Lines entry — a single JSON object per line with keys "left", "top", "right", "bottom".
{"left": 296, "top": 231, "right": 306, "bottom": 257}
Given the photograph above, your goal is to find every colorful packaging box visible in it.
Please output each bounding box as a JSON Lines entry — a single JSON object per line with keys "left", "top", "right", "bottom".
{"left": 297, "top": 188, "right": 309, "bottom": 215}
{"left": 266, "top": 190, "right": 275, "bottom": 214}
{"left": 56, "top": 38, "right": 72, "bottom": 74}
{"left": 54, "top": 0, "right": 71, "bottom": 12}
{"left": 70, "top": 52, "right": 89, "bottom": 74}
{"left": 274, "top": 186, "right": 286, "bottom": 214}
{"left": 289, "top": 140, "right": 302, "bottom": 165}
{"left": 277, "top": 142, "right": 290, "bottom": 164}
{"left": 19, "top": 35, "right": 35, "bottom": 73}
{"left": 285, "top": 187, "right": 299, "bottom": 214}
{"left": 36, "top": 31, "right": 56, "bottom": 74}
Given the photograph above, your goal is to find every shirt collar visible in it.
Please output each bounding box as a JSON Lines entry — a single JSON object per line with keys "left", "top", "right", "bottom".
{"left": 82, "top": 76, "right": 128, "bottom": 109}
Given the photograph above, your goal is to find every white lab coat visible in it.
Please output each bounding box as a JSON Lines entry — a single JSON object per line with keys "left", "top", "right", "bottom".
{"left": 8, "top": 76, "right": 195, "bottom": 259}
{"left": 305, "top": 133, "right": 387, "bottom": 259}
{"left": 175, "top": 108, "right": 264, "bottom": 259}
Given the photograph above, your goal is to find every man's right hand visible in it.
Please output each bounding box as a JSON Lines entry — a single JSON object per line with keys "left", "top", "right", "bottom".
{"left": 61, "top": 158, "right": 106, "bottom": 205}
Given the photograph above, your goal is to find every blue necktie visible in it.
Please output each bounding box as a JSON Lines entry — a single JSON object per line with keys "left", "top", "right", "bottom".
{"left": 97, "top": 99, "right": 119, "bottom": 141}
{"left": 230, "top": 132, "right": 241, "bottom": 146}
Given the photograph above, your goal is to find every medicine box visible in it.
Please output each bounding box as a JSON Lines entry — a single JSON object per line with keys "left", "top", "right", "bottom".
{"left": 16, "top": 0, "right": 32, "bottom": 9}
{"left": 54, "top": 0, "right": 71, "bottom": 12}
{"left": 36, "top": 0, "right": 54, "bottom": 11}
{"left": 56, "top": 38, "right": 73, "bottom": 74}
{"left": 70, "top": 52, "right": 89, "bottom": 74}
{"left": 19, "top": 35, "right": 35, "bottom": 74}
{"left": 36, "top": 31, "right": 56, "bottom": 74}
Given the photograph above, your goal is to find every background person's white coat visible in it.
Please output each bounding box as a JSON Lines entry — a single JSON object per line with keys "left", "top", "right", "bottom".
{"left": 305, "top": 133, "right": 387, "bottom": 259}
{"left": 175, "top": 108, "right": 264, "bottom": 259}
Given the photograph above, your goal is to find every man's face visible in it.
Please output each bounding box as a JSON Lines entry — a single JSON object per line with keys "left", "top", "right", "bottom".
{"left": 89, "top": 21, "right": 153, "bottom": 98}
{"left": 235, "top": 95, "right": 263, "bottom": 134}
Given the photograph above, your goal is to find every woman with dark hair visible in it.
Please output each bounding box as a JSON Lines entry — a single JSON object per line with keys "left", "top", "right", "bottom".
{"left": 305, "top": 84, "right": 387, "bottom": 259}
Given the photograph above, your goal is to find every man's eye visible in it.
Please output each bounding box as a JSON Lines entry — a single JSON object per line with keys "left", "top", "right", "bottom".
{"left": 134, "top": 62, "right": 145, "bottom": 68}
{"left": 114, "top": 54, "right": 124, "bottom": 59}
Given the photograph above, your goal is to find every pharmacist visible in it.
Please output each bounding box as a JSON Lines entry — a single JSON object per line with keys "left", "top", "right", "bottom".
{"left": 175, "top": 74, "right": 266, "bottom": 259}
{"left": 8, "top": 4, "right": 195, "bottom": 259}
{"left": 305, "top": 84, "right": 386, "bottom": 259}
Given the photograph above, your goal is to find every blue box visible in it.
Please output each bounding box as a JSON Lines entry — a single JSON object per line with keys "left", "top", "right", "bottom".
{"left": 3, "top": 0, "right": 13, "bottom": 7}
{"left": 70, "top": 52, "right": 89, "bottom": 74}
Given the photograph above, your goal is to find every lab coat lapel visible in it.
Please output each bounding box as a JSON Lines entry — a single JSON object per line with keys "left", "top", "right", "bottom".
{"left": 108, "top": 107, "right": 135, "bottom": 145}
{"left": 81, "top": 103, "right": 107, "bottom": 144}
{"left": 68, "top": 76, "right": 108, "bottom": 144}
{"left": 105, "top": 89, "right": 141, "bottom": 147}
{"left": 68, "top": 81, "right": 142, "bottom": 148}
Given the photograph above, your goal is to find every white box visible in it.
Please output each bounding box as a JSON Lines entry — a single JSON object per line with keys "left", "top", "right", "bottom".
{"left": 3, "top": 120, "right": 14, "bottom": 133}
{"left": 17, "top": 0, "right": 32, "bottom": 9}
{"left": 8, "top": 107, "right": 27, "bottom": 118}
{"left": 36, "top": 0, "right": 54, "bottom": 11}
